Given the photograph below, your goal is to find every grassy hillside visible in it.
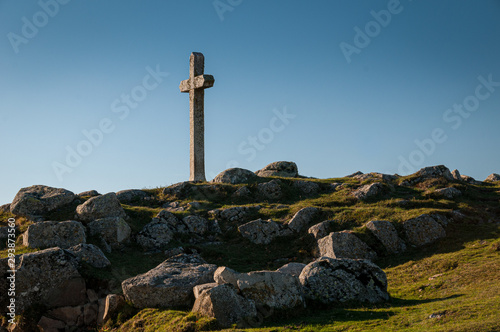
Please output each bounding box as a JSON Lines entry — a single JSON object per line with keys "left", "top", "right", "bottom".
{"left": 1, "top": 171, "right": 499, "bottom": 331}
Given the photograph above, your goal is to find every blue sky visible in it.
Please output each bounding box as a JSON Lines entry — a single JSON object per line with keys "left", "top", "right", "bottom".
{"left": 1, "top": 0, "right": 499, "bottom": 204}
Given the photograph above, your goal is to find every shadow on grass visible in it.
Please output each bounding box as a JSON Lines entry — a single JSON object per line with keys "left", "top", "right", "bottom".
{"left": 376, "top": 222, "right": 500, "bottom": 269}
{"left": 263, "top": 307, "right": 396, "bottom": 329}
{"left": 389, "top": 294, "right": 463, "bottom": 307}
{"left": 263, "top": 294, "right": 462, "bottom": 329}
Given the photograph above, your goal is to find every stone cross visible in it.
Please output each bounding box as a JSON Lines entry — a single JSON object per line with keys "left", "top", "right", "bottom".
{"left": 179, "top": 52, "right": 215, "bottom": 182}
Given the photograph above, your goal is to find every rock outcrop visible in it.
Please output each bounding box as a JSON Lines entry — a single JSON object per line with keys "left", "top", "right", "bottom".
{"left": 10, "top": 185, "right": 75, "bottom": 217}
{"left": 435, "top": 187, "right": 462, "bottom": 199}
{"left": 77, "top": 190, "right": 100, "bottom": 197}
{"left": 308, "top": 220, "right": 337, "bottom": 240}
{"left": 76, "top": 193, "right": 126, "bottom": 222}
{"left": 451, "top": 169, "right": 462, "bottom": 181}
{"left": 485, "top": 173, "right": 500, "bottom": 182}
{"left": 299, "top": 257, "right": 389, "bottom": 304}
{"left": 236, "top": 270, "right": 305, "bottom": 311}
{"left": 403, "top": 214, "right": 446, "bottom": 247}
{"left": 66, "top": 243, "right": 111, "bottom": 268}
{"left": 286, "top": 207, "right": 319, "bottom": 232}
{"left": 209, "top": 206, "right": 259, "bottom": 224}
{"left": 318, "top": 231, "right": 377, "bottom": 261}
{"left": 276, "top": 262, "right": 306, "bottom": 277}
{"left": 255, "top": 161, "right": 298, "bottom": 178}
{"left": 352, "top": 183, "right": 385, "bottom": 201}
{"left": 136, "top": 218, "right": 175, "bottom": 250}
{"left": 115, "top": 189, "right": 149, "bottom": 203}
{"left": 162, "top": 182, "right": 193, "bottom": 198}
{"left": 415, "top": 165, "right": 454, "bottom": 182}
{"left": 238, "top": 219, "right": 290, "bottom": 245}
{"left": 212, "top": 168, "right": 258, "bottom": 184}
{"left": 183, "top": 215, "right": 211, "bottom": 235}
{"left": 365, "top": 220, "right": 406, "bottom": 254}
{"left": 192, "top": 284, "right": 259, "bottom": 329}
{"left": 87, "top": 217, "right": 131, "bottom": 250}
{"left": 122, "top": 254, "right": 217, "bottom": 309}
{"left": 23, "top": 220, "right": 86, "bottom": 249}
{"left": 11, "top": 248, "right": 87, "bottom": 313}
{"left": 257, "top": 180, "right": 283, "bottom": 200}
{"left": 293, "top": 180, "right": 320, "bottom": 196}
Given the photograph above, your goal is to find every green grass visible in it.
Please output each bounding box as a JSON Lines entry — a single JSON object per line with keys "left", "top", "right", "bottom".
{"left": 103, "top": 309, "right": 217, "bottom": 332}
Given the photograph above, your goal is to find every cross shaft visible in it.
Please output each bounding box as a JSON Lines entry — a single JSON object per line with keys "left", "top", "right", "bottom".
{"left": 179, "top": 52, "right": 214, "bottom": 182}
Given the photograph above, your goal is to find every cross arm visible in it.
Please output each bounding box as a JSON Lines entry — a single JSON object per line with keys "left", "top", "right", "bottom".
{"left": 179, "top": 75, "right": 215, "bottom": 92}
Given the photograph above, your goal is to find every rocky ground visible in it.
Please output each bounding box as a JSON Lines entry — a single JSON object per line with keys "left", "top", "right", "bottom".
{"left": 0, "top": 161, "right": 499, "bottom": 331}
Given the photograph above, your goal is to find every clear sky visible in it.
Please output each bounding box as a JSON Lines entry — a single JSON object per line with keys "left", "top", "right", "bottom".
{"left": 1, "top": 0, "right": 499, "bottom": 204}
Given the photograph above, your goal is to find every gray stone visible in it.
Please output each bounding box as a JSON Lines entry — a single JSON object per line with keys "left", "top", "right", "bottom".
{"left": 318, "top": 231, "right": 377, "bottom": 261}
{"left": 67, "top": 243, "right": 111, "bottom": 268}
{"left": 257, "top": 180, "right": 283, "bottom": 200}
{"left": 286, "top": 207, "right": 319, "bottom": 232}
{"left": 435, "top": 187, "right": 462, "bottom": 199}
{"left": 276, "top": 262, "right": 306, "bottom": 277}
{"left": 416, "top": 165, "right": 454, "bottom": 182}
{"left": 183, "top": 215, "right": 210, "bottom": 235}
{"left": 122, "top": 254, "right": 217, "bottom": 309}
{"left": 193, "top": 282, "right": 218, "bottom": 299}
{"left": 180, "top": 52, "right": 214, "bottom": 182}
{"left": 255, "top": 161, "right": 298, "bottom": 178}
{"left": 137, "top": 220, "right": 173, "bottom": 250}
{"left": 214, "top": 266, "right": 240, "bottom": 288}
{"left": 115, "top": 189, "right": 149, "bottom": 203}
{"left": 192, "top": 283, "right": 259, "bottom": 329}
{"left": 162, "top": 201, "right": 186, "bottom": 212}
{"left": 365, "top": 220, "right": 406, "bottom": 254}
{"left": 403, "top": 214, "right": 446, "bottom": 246}
{"left": 293, "top": 180, "right": 320, "bottom": 196}
{"left": 461, "top": 175, "right": 480, "bottom": 184}
{"left": 431, "top": 214, "right": 450, "bottom": 227}
{"left": 76, "top": 192, "right": 126, "bottom": 222}
{"left": 209, "top": 206, "right": 260, "bottom": 224}
{"left": 237, "top": 270, "right": 305, "bottom": 310}
{"left": 451, "top": 169, "right": 462, "bottom": 181}
{"left": 212, "top": 167, "right": 258, "bottom": 184}
{"left": 162, "top": 182, "right": 193, "bottom": 198}
{"left": 485, "top": 173, "right": 500, "bottom": 182}
{"left": 10, "top": 185, "right": 75, "bottom": 217}
{"left": 354, "top": 172, "right": 397, "bottom": 182}
{"left": 232, "top": 185, "right": 252, "bottom": 198}
{"left": 346, "top": 171, "right": 363, "bottom": 177}
{"left": 238, "top": 219, "right": 287, "bottom": 245}
{"left": 299, "top": 257, "right": 389, "bottom": 304}
{"left": 77, "top": 190, "right": 100, "bottom": 197}
{"left": 103, "top": 294, "right": 126, "bottom": 322}
{"left": 11, "top": 248, "right": 87, "bottom": 312}
{"left": 23, "top": 220, "right": 86, "bottom": 249}
{"left": 352, "top": 183, "right": 385, "bottom": 201}
{"left": 87, "top": 217, "right": 131, "bottom": 249}
{"left": 308, "top": 220, "right": 337, "bottom": 240}
{"left": 157, "top": 210, "right": 188, "bottom": 233}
